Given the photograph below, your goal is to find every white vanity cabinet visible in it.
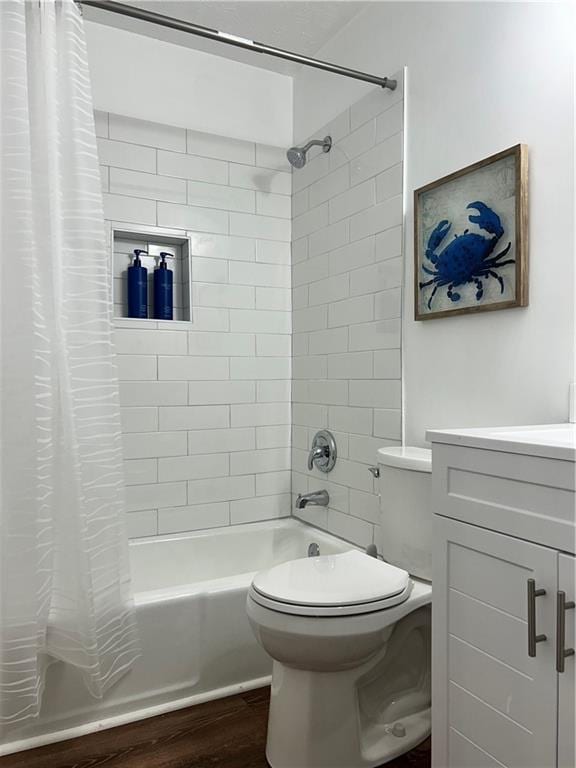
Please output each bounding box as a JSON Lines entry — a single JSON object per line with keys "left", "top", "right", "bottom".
{"left": 428, "top": 425, "right": 576, "bottom": 768}
{"left": 558, "top": 553, "right": 576, "bottom": 768}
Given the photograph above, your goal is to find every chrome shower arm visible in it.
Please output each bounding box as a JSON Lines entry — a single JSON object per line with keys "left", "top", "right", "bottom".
{"left": 302, "top": 139, "right": 328, "bottom": 153}
{"left": 303, "top": 136, "right": 332, "bottom": 154}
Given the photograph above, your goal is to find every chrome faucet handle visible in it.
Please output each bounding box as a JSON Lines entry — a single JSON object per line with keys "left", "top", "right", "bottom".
{"left": 307, "top": 430, "right": 337, "bottom": 473}
{"left": 307, "top": 445, "right": 327, "bottom": 470}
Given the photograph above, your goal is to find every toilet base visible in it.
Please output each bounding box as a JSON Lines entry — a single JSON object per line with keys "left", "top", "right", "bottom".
{"left": 265, "top": 606, "right": 431, "bottom": 768}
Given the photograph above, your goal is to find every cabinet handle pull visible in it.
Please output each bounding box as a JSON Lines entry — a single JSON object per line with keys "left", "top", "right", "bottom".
{"left": 556, "top": 591, "right": 575, "bottom": 673}
{"left": 527, "top": 579, "right": 547, "bottom": 657}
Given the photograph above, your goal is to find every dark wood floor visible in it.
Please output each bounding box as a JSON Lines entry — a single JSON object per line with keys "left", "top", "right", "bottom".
{"left": 0, "top": 687, "right": 431, "bottom": 768}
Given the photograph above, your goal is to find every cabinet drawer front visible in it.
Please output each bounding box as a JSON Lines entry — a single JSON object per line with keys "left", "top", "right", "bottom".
{"left": 433, "top": 445, "right": 576, "bottom": 553}
{"left": 432, "top": 518, "right": 557, "bottom": 768}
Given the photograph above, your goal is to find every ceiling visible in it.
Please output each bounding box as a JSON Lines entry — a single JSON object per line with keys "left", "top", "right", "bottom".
{"left": 82, "top": 1, "right": 370, "bottom": 76}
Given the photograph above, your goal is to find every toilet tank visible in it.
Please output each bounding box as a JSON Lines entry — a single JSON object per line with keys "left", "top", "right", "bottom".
{"left": 377, "top": 447, "right": 432, "bottom": 581}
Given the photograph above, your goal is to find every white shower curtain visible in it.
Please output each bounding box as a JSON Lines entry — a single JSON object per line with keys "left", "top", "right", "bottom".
{"left": 0, "top": 0, "right": 139, "bottom": 727}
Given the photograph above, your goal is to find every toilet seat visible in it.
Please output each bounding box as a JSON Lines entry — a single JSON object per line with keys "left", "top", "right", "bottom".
{"left": 250, "top": 550, "right": 412, "bottom": 617}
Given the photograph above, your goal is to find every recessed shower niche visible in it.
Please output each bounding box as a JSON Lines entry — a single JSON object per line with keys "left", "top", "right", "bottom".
{"left": 110, "top": 224, "right": 192, "bottom": 322}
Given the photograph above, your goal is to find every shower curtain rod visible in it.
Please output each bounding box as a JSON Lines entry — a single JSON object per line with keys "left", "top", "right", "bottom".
{"left": 76, "top": 0, "right": 397, "bottom": 90}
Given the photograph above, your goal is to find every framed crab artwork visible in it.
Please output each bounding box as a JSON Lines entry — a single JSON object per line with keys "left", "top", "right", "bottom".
{"left": 414, "top": 144, "right": 528, "bottom": 320}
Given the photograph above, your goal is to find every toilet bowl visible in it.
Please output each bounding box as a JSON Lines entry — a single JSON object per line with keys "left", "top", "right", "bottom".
{"left": 247, "top": 446, "right": 433, "bottom": 768}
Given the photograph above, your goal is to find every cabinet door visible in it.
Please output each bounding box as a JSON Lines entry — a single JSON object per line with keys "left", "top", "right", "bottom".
{"left": 557, "top": 553, "right": 575, "bottom": 768}
{"left": 433, "top": 516, "right": 558, "bottom": 768}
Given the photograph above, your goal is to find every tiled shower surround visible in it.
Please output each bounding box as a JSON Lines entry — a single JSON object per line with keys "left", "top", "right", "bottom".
{"left": 291, "top": 76, "right": 404, "bottom": 548}
{"left": 98, "top": 75, "right": 403, "bottom": 547}
{"left": 96, "top": 111, "right": 292, "bottom": 538}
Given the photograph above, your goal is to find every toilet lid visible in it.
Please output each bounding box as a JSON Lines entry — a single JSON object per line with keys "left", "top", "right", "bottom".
{"left": 250, "top": 550, "right": 411, "bottom": 617}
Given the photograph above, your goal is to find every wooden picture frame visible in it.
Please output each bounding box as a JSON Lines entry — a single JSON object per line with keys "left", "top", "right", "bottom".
{"left": 414, "top": 144, "right": 528, "bottom": 321}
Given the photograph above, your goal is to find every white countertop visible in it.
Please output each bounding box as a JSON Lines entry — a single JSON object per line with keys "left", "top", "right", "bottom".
{"left": 425, "top": 423, "right": 576, "bottom": 462}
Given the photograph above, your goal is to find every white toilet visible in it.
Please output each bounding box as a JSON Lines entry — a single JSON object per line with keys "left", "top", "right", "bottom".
{"left": 246, "top": 446, "right": 433, "bottom": 768}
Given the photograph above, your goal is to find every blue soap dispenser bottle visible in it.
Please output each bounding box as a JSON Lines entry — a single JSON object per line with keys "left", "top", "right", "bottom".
{"left": 154, "top": 252, "right": 173, "bottom": 320}
{"left": 127, "top": 249, "right": 148, "bottom": 318}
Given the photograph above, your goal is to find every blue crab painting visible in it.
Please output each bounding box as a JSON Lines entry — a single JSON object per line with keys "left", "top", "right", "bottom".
{"left": 419, "top": 201, "right": 514, "bottom": 311}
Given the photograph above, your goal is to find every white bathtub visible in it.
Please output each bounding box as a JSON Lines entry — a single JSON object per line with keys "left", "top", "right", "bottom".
{"left": 0, "top": 519, "right": 354, "bottom": 756}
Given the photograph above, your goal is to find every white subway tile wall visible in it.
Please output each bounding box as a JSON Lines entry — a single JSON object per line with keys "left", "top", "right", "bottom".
{"left": 291, "top": 74, "right": 404, "bottom": 548}
{"left": 100, "top": 82, "right": 404, "bottom": 547}
{"left": 98, "top": 111, "right": 292, "bottom": 537}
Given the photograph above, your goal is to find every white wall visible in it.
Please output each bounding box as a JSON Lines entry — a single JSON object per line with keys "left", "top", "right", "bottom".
{"left": 96, "top": 111, "right": 292, "bottom": 538}
{"left": 85, "top": 22, "right": 293, "bottom": 147}
{"left": 294, "top": 1, "right": 575, "bottom": 445}
{"left": 290, "top": 80, "right": 405, "bottom": 549}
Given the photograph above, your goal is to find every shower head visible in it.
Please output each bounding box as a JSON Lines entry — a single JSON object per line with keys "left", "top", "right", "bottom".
{"left": 286, "top": 146, "right": 307, "bottom": 169}
{"left": 287, "top": 136, "right": 332, "bottom": 169}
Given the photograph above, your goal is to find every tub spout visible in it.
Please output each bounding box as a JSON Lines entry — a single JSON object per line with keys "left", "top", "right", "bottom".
{"left": 295, "top": 490, "right": 329, "bottom": 509}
